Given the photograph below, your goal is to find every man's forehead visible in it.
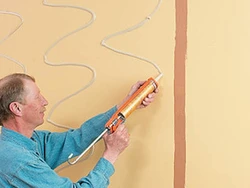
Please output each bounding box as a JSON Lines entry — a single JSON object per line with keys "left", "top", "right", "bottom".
{"left": 23, "top": 79, "right": 39, "bottom": 93}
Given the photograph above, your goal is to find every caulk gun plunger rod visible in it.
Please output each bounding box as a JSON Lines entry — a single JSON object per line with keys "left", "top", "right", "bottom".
{"left": 67, "top": 128, "right": 108, "bottom": 165}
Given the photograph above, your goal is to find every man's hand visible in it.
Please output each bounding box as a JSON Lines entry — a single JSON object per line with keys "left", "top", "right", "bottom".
{"left": 102, "top": 124, "right": 130, "bottom": 164}
{"left": 117, "top": 80, "right": 159, "bottom": 109}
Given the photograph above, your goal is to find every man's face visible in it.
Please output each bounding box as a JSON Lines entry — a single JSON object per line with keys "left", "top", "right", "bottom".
{"left": 21, "top": 80, "right": 48, "bottom": 128}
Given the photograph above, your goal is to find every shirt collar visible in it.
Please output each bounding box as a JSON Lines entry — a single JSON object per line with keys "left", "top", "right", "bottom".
{"left": 0, "top": 126, "right": 37, "bottom": 151}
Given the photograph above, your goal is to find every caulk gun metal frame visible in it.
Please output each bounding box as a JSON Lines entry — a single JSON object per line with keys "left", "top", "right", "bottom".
{"left": 67, "top": 73, "right": 163, "bottom": 165}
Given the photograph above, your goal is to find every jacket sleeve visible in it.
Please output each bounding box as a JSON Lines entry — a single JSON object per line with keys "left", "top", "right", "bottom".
{"left": 11, "top": 157, "right": 114, "bottom": 188}
{"left": 33, "top": 106, "right": 117, "bottom": 169}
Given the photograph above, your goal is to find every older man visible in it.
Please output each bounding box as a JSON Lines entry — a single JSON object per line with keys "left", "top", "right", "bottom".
{"left": 0, "top": 73, "right": 157, "bottom": 188}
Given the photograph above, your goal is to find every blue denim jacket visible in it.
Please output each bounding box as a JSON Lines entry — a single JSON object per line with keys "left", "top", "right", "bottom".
{"left": 0, "top": 107, "right": 117, "bottom": 188}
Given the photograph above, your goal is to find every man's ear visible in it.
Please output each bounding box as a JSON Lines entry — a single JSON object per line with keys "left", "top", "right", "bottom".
{"left": 9, "top": 102, "right": 22, "bottom": 116}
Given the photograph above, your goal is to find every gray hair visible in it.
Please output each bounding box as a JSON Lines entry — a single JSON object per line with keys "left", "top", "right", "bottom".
{"left": 0, "top": 73, "right": 35, "bottom": 124}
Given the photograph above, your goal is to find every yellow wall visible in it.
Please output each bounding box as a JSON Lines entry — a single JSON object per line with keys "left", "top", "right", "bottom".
{"left": 187, "top": 0, "right": 250, "bottom": 187}
{"left": 0, "top": 1, "right": 171, "bottom": 188}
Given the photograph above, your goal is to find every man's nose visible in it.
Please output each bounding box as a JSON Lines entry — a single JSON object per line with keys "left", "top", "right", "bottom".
{"left": 42, "top": 95, "right": 48, "bottom": 106}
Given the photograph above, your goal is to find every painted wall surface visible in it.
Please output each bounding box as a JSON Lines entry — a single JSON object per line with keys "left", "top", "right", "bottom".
{"left": 186, "top": 0, "right": 250, "bottom": 188}
{"left": 0, "top": 1, "right": 172, "bottom": 188}
{"left": 1, "top": 0, "right": 249, "bottom": 188}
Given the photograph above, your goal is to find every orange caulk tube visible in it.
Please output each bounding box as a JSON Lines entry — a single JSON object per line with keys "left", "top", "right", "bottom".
{"left": 105, "top": 73, "right": 163, "bottom": 133}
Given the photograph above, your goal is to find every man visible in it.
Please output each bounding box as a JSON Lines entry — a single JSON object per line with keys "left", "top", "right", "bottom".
{"left": 0, "top": 73, "right": 158, "bottom": 187}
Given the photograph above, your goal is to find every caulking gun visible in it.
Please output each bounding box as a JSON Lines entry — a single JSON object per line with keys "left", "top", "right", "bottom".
{"left": 67, "top": 73, "right": 163, "bottom": 165}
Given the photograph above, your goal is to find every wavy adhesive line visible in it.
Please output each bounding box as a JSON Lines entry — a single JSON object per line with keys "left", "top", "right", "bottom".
{"left": 43, "top": 0, "right": 97, "bottom": 130}
{"left": 0, "top": 10, "right": 26, "bottom": 73}
{"left": 101, "top": 0, "right": 163, "bottom": 75}
{"left": 42, "top": 0, "right": 164, "bottom": 172}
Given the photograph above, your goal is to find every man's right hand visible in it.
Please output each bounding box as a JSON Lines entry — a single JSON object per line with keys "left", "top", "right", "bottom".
{"left": 102, "top": 124, "right": 130, "bottom": 164}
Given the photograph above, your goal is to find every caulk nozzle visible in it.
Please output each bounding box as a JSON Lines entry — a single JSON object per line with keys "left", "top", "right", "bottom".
{"left": 154, "top": 73, "right": 163, "bottom": 82}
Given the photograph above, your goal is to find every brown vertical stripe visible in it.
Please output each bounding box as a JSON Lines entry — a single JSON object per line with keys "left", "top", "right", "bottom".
{"left": 174, "top": 0, "right": 187, "bottom": 188}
